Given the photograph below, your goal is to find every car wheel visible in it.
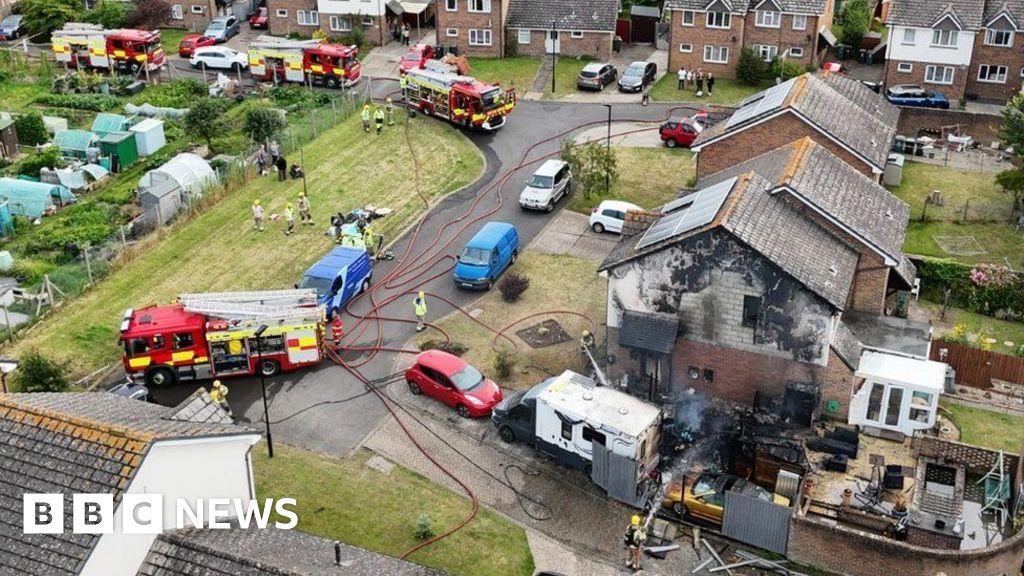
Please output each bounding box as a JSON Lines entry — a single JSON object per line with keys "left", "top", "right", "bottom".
{"left": 407, "top": 379, "right": 422, "bottom": 394}
{"left": 498, "top": 426, "right": 515, "bottom": 443}
{"left": 231, "top": 62, "right": 241, "bottom": 72}
{"left": 456, "top": 404, "right": 471, "bottom": 418}
{"left": 259, "top": 359, "right": 280, "bottom": 377}
{"left": 145, "top": 367, "right": 176, "bottom": 388}
{"left": 672, "top": 502, "right": 689, "bottom": 518}
{"left": 361, "top": 278, "right": 370, "bottom": 293}
{"left": 592, "top": 222, "right": 605, "bottom": 233}
{"left": 191, "top": 61, "right": 199, "bottom": 69}
{"left": 325, "top": 75, "right": 339, "bottom": 89}
{"left": 485, "top": 279, "right": 494, "bottom": 291}
{"left": 545, "top": 201, "right": 554, "bottom": 213}
{"left": 666, "top": 138, "right": 677, "bottom": 148}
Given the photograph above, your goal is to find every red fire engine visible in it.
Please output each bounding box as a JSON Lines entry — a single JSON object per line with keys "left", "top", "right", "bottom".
{"left": 120, "top": 289, "right": 325, "bottom": 387}
{"left": 403, "top": 60, "right": 515, "bottom": 131}
{"left": 247, "top": 36, "right": 361, "bottom": 89}
{"left": 52, "top": 23, "right": 165, "bottom": 73}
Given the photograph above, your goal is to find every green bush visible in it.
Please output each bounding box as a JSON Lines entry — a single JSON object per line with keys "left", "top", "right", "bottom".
{"left": 23, "top": 202, "right": 119, "bottom": 253}
{"left": 83, "top": 0, "right": 132, "bottom": 29}
{"left": 14, "top": 112, "right": 48, "bottom": 147}
{"left": 243, "top": 107, "right": 287, "bottom": 145}
{"left": 35, "top": 93, "right": 120, "bottom": 111}
{"left": 12, "top": 350, "right": 69, "bottom": 393}
{"left": 18, "top": 146, "right": 64, "bottom": 178}
{"left": 414, "top": 514, "right": 434, "bottom": 540}
{"left": 493, "top": 347, "right": 516, "bottom": 379}
{"left": 915, "top": 258, "right": 1024, "bottom": 318}
{"left": 131, "top": 79, "right": 207, "bottom": 108}
{"left": 736, "top": 48, "right": 767, "bottom": 86}
{"left": 267, "top": 85, "right": 332, "bottom": 110}
{"left": 766, "top": 57, "right": 805, "bottom": 82}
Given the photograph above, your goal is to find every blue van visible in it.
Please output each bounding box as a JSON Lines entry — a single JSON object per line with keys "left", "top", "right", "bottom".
{"left": 299, "top": 246, "right": 373, "bottom": 317}
{"left": 453, "top": 222, "right": 519, "bottom": 290}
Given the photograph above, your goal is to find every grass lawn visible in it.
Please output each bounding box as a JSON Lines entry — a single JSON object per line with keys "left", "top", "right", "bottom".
{"left": 255, "top": 444, "right": 534, "bottom": 576}
{"left": 7, "top": 113, "right": 483, "bottom": 379}
{"left": 159, "top": 28, "right": 190, "bottom": 52}
{"left": 648, "top": 72, "right": 764, "bottom": 105}
{"left": 468, "top": 57, "right": 541, "bottom": 92}
{"left": 413, "top": 253, "right": 606, "bottom": 391}
{"left": 542, "top": 56, "right": 592, "bottom": 100}
{"left": 891, "top": 162, "right": 1011, "bottom": 223}
{"left": 567, "top": 147, "right": 694, "bottom": 215}
{"left": 941, "top": 401, "right": 1023, "bottom": 453}
{"left": 903, "top": 221, "right": 1024, "bottom": 269}
{"left": 918, "top": 300, "right": 1024, "bottom": 353}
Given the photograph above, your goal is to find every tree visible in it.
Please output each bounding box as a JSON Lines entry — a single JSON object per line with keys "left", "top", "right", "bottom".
{"left": 838, "top": 0, "right": 871, "bottom": 48}
{"left": 14, "top": 112, "right": 48, "bottom": 147}
{"left": 996, "top": 168, "right": 1024, "bottom": 216}
{"left": 18, "top": 0, "right": 78, "bottom": 39}
{"left": 184, "top": 98, "right": 227, "bottom": 149}
{"left": 243, "top": 108, "right": 287, "bottom": 146}
{"left": 84, "top": 1, "right": 132, "bottom": 29}
{"left": 999, "top": 93, "right": 1024, "bottom": 154}
{"left": 128, "top": 0, "right": 171, "bottom": 29}
{"left": 560, "top": 138, "right": 618, "bottom": 200}
{"left": 12, "top": 350, "right": 69, "bottom": 393}
{"left": 736, "top": 47, "right": 767, "bottom": 86}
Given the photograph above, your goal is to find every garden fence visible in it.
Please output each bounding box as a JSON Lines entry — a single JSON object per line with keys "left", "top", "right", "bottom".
{"left": 931, "top": 340, "right": 1024, "bottom": 388}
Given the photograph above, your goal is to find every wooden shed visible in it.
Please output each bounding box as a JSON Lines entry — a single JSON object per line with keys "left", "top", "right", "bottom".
{"left": 0, "top": 118, "right": 17, "bottom": 160}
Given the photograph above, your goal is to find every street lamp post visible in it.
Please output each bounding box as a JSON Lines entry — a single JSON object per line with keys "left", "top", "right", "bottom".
{"left": 602, "top": 104, "right": 612, "bottom": 195}
{"left": 255, "top": 324, "right": 274, "bottom": 458}
{"left": 550, "top": 20, "right": 556, "bottom": 94}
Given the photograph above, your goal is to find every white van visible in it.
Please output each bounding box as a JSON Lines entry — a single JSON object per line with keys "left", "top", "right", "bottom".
{"left": 519, "top": 159, "right": 573, "bottom": 212}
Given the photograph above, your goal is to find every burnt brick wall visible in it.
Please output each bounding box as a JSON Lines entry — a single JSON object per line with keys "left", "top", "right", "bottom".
{"left": 696, "top": 113, "right": 876, "bottom": 179}
{"left": 667, "top": 9, "right": 744, "bottom": 78}
{"left": 511, "top": 29, "right": 612, "bottom": 60}
{"left": 436, "top": 0, "right": 505, "bottom": 57}
{"left": 914, "top": 435, "right": 1019, "bottom": 476}
{"left": 743, "top": 13, "right": 820, "bottom": 69}
{"left": 884, "top": 59, "right": 969, "bottom": 103}
{"left": 966, "top": 33, "right": 1024, "bottom": 104}
{"left": 822, "top": 348, "right": 857, "bottom": 419}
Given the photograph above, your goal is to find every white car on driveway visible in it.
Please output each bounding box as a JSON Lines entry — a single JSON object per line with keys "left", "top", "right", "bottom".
{"left": 190, "top": 46, "right": 248, "bottom": 71}
{"left": 589, "top": 200, "right": 642, "bottom": 233}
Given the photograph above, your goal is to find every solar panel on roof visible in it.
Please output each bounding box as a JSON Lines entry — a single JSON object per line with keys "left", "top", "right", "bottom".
{"left": 636, "top": 177, "right": 737, "bottom": 250}
{"left": 725, "top": 78, "right": 796, "bottom": 129}
{"left": 662, "top": 192, "right": 697, "bottom": 213}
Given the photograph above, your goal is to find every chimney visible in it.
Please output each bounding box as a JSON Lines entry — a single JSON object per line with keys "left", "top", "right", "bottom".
{"left": 621, "top": 209, "right": 661, "bottom": 237}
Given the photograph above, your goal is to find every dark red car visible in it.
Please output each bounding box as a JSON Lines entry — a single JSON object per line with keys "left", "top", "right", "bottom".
{"left": 405, "top": 350, "right": 503, "bottom": 418}
{"left": 399, "top": 43, "right": 434, "bottom": 75}
{"left": 659, "top": 116, "right": 703, "bottom": 148}
{"left": 178, "top": 34, "right": 216, "bottom": 57}
{"left": 249, "top": 5, "right": 268, "bottom": 29}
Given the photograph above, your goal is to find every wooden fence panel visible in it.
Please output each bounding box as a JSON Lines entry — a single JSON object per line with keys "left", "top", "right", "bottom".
{"left": 931, "top": 341, "right": 1024, "bottom": 388}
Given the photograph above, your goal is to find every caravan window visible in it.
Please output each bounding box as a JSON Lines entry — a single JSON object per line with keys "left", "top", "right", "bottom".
{"left": 582, "top": 426, "right": 606, "bottom": 447}
{"left": 560, "top": 421, "right": 573, "bottom": 441}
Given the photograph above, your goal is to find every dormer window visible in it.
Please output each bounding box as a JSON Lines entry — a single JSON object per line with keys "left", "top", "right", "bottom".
{"left": 984, "top": 28, "right": 1014, "bottom": 47}
{"left": 756, "top": 10, "right": 781, "bottom": 28}
{"left": 931, "top": 29, "right": 958, "bottom": 47}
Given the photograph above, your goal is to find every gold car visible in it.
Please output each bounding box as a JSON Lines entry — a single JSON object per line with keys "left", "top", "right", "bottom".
{"left": 661, "top": 473, "right": 791, "bottom": 523}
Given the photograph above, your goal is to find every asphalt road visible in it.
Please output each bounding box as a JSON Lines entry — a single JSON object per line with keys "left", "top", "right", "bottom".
{"left": 151, "top": 97, "right": 697, "bottom": 456}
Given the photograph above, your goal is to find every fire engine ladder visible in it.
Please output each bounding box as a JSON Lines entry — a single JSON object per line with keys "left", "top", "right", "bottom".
{"left": 182, "top": 300, "right": 324, "bottom": 324}
{"left": 56, "top": 23, "right": 106, "bottom": 37}
{"left": 178, "top": 289, "right": 318, "bottom": 307}
{"left": 249, "top": 35, "right": 321, "bottom": 51}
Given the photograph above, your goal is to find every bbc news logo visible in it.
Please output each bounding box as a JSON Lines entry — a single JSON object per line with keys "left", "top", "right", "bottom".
{"left": 23, "top": 494, "right": 298, "bottom": 534}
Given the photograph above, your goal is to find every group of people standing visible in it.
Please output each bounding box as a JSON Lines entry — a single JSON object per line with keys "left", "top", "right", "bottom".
{"left": 251, "top": 193, "right": 313, "bottom": 235}
{"left": 361, "top": 98, "right": 396, "bottom": 134}
{"left": 677, "top": 66, "right": 715, "bottom": 96}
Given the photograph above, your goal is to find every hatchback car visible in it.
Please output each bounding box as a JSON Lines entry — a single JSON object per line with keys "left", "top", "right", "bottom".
{"left": 406, "top": 350, "right": 503, "bottom": 418}
{"left": 0, "top": 15, "right": 25, "bottom": 40}
{"left": 190, "top": 46, "right": 248, "bottom": 71}
{"left": 618, "top": 61, "right": 657, "bottom": 92}
{"left": 661, "top": 473, "right": 791, "bottom": 523}
{"left": 519, "top": 159, "right": 573, "bottom": 211}
{"left": 589, "top": 200, "right": 641, "bottom": 233}
{"left": 577, "top": 62, "right": 617, "bottom": 91}
{"left": 178, "top": 34, "right": 217, "bottom": 57}
{"left": 249, "top": 5, "right": 269, "bottom": 29}
{"left": 884, "top": 84, "right": 950, "bottom": 109}
{"left": 204, "top": 15, "right": 240, "bottom": 42}
{"left": 399, "top": 43, "right": 434, "bottom": 74}
{"left": 659, "top": 116, "right": 702, "bottom": 148}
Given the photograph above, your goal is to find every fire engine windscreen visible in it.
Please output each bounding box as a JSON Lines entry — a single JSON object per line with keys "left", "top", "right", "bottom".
{"left": 481, "top": 88, "right": 505, "bottom": 111}
{"left": 450, "top": 365, "right": 484, "bottom": 391}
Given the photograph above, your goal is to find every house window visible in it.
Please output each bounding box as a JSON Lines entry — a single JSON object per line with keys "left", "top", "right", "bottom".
{"left": 681, "top": 10, "right": 695, "bottom": 26}
{"left": 753, "top": 44, "right": 777, "bottom": 61}
{"left": 704, "top": 369, "right": 714, "bottom": 383}
{"left": 706, "top": 12, "right": 731, "bottom": 29}
{"left": 756, "top": 10, "right": 781, "bottom": 28}
{"left": 297, "top": 10, "right": 319, "bottom": 26}
{"left": 330, "top": 15, "right": 351, "bottom": 31}
{"left": 788, "top": 46, "right": 804, "bottom": 57}
{"left": 447, "top": 27, "right": 459, "bottom": 37}
{"left": 445, "top": 0, "right": 456, "bottom": 11}
{"left": 984, "top": 28, "right": 1014, "bottom": 47}
{"left": 275, "top": 8, "right": 287, "bottom": 17}
{"left": 362, "top": 16, "right": 374, "bottom": 26}
{"left": 191, "top": 4, "right": 205, "bottom": 13}
{"left": 517, "top": 29, "right": 529, "bottom": 43}
{"left": 468, "top": 0, "right": 490, "bottom": 12}
{"left": 897, "top": 62, "right": 913, "bottom": 73}
{"left": 792, "top": 14, "right": 807, "bottom": 30}
{"left": 931, "top": 29, "right": 958, "bottom": 47}
{"left": 560, "top": 421, "right": 573, "bottom": 441}
{"left": 571, "top": 30, "right": 583, "bottom": 38}
{"left": 901, "top": 28, "right": 915, "bottom": 44}
{"left": 925, "top": 64, "right": 954, "bottom": 84}
{"left": 978, "top": 64, "right": 1008, "bottom": 83}
{"left": 469, "top": 28, "right": 492, "bottom": 46}
{"left": 171, "top": 4, "right": 183, "bottom": 19}
{"left": 582, "top": 426, "right": 606, "bottom": 446}
{"left": 703, "top": 45, "right": 728, "bottom": 63}
{"left": 742, "top": 295, "right": 761, "bottom": 328}
{"left": 688, "top": 366, "right": 699, "bottom": 380}
{"left": 679, "top": 43, "right": 693, "bottom": 52}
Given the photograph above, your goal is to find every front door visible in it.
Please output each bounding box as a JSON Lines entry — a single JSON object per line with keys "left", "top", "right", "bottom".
{"left": 545, "top": 30, "right": 561, "bottom": 54}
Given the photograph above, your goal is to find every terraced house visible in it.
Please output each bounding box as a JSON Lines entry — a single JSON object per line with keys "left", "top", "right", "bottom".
{"left": 663, "top": 0, "right": 836, "bottom": 79}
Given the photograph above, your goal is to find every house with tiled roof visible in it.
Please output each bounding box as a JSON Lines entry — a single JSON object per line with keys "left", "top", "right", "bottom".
{"left": 663, "top": 0, "right": 836, "bottom": 80}
{"left": 965, "top": 1, "right": 1024, "bottom": 102}
{"left": 506, "top": 0, "right": 619, "bottom": 60}
{"left": 691, "top": 72, "right": 899, "bottom": 181}
{"left": 599, "top": 137, "right": 920, "bottom": 419}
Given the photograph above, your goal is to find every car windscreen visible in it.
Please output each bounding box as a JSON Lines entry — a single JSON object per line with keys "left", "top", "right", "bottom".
{"left": 527, "top": 174, "right": 553, "bottom": 188}
{"left": 298, "top": 275, "right": 332, "bottom": 297}
{"left": 403, "top": 53, "right": 422, "bottom": 61}
{"left": 580, "top": 70, "right": 599, "bottom": 78}
{"left": 208, "top": 22, "right": 225, "bottom": 29}
{"left": 623, "top": 67, "right": 643, "bottom": 77}
{"left": 460, "top": 247, "right": 490, "bottom": 266}
{"left": 450, "top": 365, "right": 484, "bottom": 391}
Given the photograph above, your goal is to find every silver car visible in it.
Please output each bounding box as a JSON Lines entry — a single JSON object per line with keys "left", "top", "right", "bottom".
{"left": 519, "top": 159, "right": 573, "bottom": 212}
{"left": 204, "top": 15, "right": 240, "bottom": 42}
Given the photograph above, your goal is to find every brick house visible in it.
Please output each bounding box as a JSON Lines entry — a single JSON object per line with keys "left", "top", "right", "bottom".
{"left": 267, "top": 0, "right": 393, "bottom": 45}
{"left": 691, "top": 72, "right": 899, "bottom": 182}
{"left": 436, "top": 0, "right": 510, "bottom": 57}
{"left": 600, "top": 137, "right": 918, "bottom": 418}
{"left": 663, "top": 0, "right": 835, "bottom": 80}
{"left": 506, "top": 0, "right": 618, "bottom": 60}
{"left": 166, "top": 0, "right": 255, "bottom": 32}
{"left": 965, "top": 2, "right": 1024, "bottom": 103}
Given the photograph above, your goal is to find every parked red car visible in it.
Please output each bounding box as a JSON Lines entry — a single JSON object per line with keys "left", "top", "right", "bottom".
{"left": 178, "top": 34, "right": 217, "bottom": 57}
{"left": 249, "top": 5, "right": 269, "bottom": 29}
{"left": 399, "top": 43, "right": 434, "bottom": 74}
{"left": 659, "top": 116, "right": 703, "bottom": 148}
{"left": 405, "top": 350, "right": 503, "bottom": 418}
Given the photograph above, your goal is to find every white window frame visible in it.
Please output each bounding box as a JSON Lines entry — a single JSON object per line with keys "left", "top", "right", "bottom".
{"left": 171, "top": 4, "right": 183, "bottom": 19}
{"left": 984, "top": 28, "right": 1014, "bottom": 47}
{"left": 275, "top": 8, "right": 288, "bottom": 17}
{"left": 897, "top": 62, "right": 913, "bottom": 73}
{"left": 706, "top": 12, "right": 731, "bottom": 29}
{"left": 329, "top": 15, "right": 351, "bottom": 31}
{"left": 703, "top": 45, "right": 729, "bottom": 63}
{"left": 679, "top": 43, "right": 693, "bottom": 53}
{"left": 902, "top": 28, "right": 915, "bottom": 44}
{"left": 447, "top": 27, "right": 459, "bottom": 37}
{"left": 792, "top": 14, "right": 807, "bottom": 30}
{"left": 362, "top": 15, "right": 374, "bottom": 26}
{"left": 978, "top": 64, "right": 1008, "bottom": 83}
{"left": 931, "top": 29, "right": 958, "bottom": 47}
{"left": 924, "top": 64, "right": 954, "bottom": 85}
{"left": 468, "top": 28, "right": 492, "bottom": 46}
{"left": 517, "top": 29, "right": 529, "bottom": 43}
{"left": 467, "top": 0, "right": 491, "bottom": 13}
{"left": 753, "top": 44, "right": 778, "bottom": 61}
{"left": 445, "top": 0, "right": 457, "bottom": 11}
{"left": 570, "top": 30, "right": 583, "bottom": 38}
{"left": 297, "top": 10, "right": 319, "bottom": 26}
{"left": 788, "top": 46, "right": 804, "bottom": 57}
{"left": 681, "top": 10, "right": 695, "bottom": 26}
{"left": 755, "top": 10, "right": 781, "bottom": 28}
{"left": 191, "top": 4, "right": 205, "bottom": 13}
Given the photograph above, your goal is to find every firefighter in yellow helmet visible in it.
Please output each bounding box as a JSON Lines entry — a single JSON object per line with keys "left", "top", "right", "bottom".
{"left": 374, "top": 105, "right": 386, "bottom": 135}
{"left": 209, "top": 380, "right": 233, "bottom": 418}
{"left": 361, "top": 103, "right": 371, "bottom": 132}
{"left": 413, "top": 290, "right": 427, "bottom": 332}
{"left": 624, "top": 514, "right": 646, "bottom": 571}
{"left": 283, "top": 202, "right": 295, "bottom": 236}
{"left": 252, "top": 200, "right": 264, "bottom": 231}
{"left": 385, "top": 97, "right": 395, "bottom": 126}
{"left": 297, "top": 192, "right": 313, "bottom": 225}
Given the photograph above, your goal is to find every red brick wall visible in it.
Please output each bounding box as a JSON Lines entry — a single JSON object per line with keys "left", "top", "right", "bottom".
{"left": 884, "top": 59, "right": 969, "bottom": 103}
{"left": 436, "top": 0, "right": 505, "bottom": 57}
{"left": 965, "top": 32, "right": 1024, "bottom": 104}
{"left": 822, "top": 348, "right": 857, "bottom": 418}
{"left": 164, "top": 0, "right": 217, "bottom": 31}
{"left": 510, "top": 29, "right": 612, "bottom": 60}
{"left": 266, "top": 0, "right": 388, "bottom": 45}
{"left": 743, "top": 13, "right": 820, "bottom": 69}
{"left": 696, "top": 113, "right": 876, "bottom": 179}
{"left": 667, "top": 9, "right": 745, "bottom": 79}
